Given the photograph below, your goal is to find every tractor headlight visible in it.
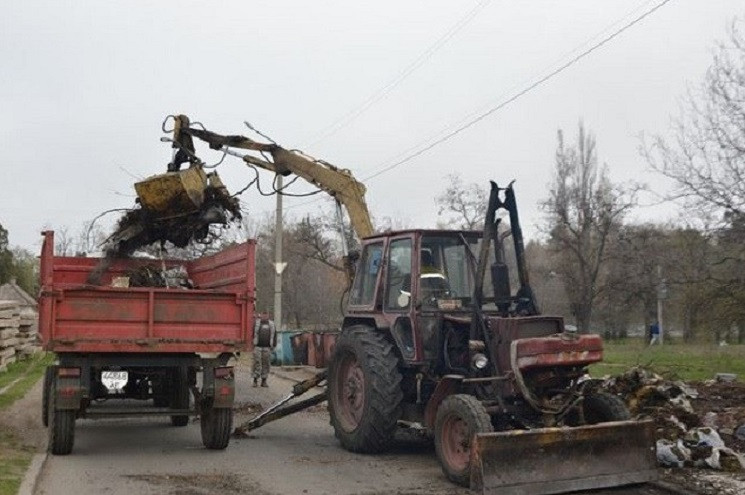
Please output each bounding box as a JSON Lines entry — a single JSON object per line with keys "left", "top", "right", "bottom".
{"left": 471, "top": 353, "right": 489, "bottom": 370}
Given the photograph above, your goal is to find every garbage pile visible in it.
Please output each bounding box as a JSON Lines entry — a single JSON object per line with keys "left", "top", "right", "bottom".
{"left": 601, "top": 367, "right": 745, "bottom": 472}
{"left": 105, "top": 171, "right": 241, "bottom": 259}
{"left": 87, "top": 168, "right": 241, "bottom": 286}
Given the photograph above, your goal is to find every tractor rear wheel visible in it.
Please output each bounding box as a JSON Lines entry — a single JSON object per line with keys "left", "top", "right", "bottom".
{"left": 582, "top": 392, "right": 630, "bottom": 423}
{"left": 328, "top": 325, "right": 402, "bottom": 453}
{"left": 435, "top": 394, "right": 493, "bottom": 487}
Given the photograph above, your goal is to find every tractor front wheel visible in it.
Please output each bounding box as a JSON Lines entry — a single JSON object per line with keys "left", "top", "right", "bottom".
{"left": 328, "top": 325, "right": 403, "bottom": 453}
{"left": 435, "top": 394, "right": 493, "bottom": 487}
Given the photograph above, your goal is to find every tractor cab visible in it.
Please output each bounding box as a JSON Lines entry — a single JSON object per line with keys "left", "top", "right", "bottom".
{"left": 347, "top": 230, "right": 496, "bottom": 364}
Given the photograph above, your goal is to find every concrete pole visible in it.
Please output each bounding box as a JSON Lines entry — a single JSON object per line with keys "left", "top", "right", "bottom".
{"left": 657, "top": 296, "right": 664, "bottom": 345}
{"left": 657, "top": 265, "right": 664, "bottom": 345}
{"left": 274, "top": 175, "right": 283, "bottom": 332}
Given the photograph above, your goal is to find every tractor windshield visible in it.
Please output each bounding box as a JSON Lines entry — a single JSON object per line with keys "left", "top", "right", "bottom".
{"left": 419, "top": 234, "right": 495, "bottom": 309}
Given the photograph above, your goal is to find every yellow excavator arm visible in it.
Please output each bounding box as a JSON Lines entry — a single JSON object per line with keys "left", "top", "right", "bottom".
{"left": 171, "top": 114, "right": 374, "bottom": 240}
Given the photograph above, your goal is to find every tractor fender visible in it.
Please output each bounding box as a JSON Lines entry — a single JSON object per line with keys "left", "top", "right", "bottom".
{"left": 424, "top": 374, "right": 464, "bottom": 431}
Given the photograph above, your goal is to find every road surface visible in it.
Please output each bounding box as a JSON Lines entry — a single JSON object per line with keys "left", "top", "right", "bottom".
{"left": 34, "top": 361, "right": 675, "bottom": 495}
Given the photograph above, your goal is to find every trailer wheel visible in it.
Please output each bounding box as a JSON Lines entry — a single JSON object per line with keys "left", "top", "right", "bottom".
{"left": 201, "top": 407, "right": 232, "bottom": 450}
{"left": 170, "top": 367, "right": 190, "bottom": 427}
{"left": 435, "top": 394, "right": 493, "bottom": 487}
{"left": 328, "top": 325, "right": 403, "bottom": 453}
{"left": 582, "top": 392, "right": 630, "bottom": 423}
{"left": 42, "top": 366, "right": 54, "bottom": 427}
{"left": 48, "top": 380, "right": 76, "bottom": 455}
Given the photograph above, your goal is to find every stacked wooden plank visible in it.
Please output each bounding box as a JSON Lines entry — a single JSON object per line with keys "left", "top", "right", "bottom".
{"left": 15, "top": 307, "right": 40, "bottom": 360}
{"left": 0, "top": 300, "right": 20, "bottom": 372}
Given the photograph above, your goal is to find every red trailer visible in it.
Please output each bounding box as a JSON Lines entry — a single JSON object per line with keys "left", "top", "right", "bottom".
{"left": 38, "top": 231, "right": 255, "bottom": 454}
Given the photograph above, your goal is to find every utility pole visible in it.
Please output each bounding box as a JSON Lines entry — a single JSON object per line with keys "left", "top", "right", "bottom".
{"left": 274, "top": 175, "right": 287, "bottom": 332}
{"left": 657, "top": 265, "right": 668, "bottom": 345}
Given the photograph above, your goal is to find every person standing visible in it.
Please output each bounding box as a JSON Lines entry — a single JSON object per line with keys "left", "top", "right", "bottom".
{"left": 253, "top": 313, "right": 277, "bottom": 387}
{"left": 649, "top": 321, "right": 660, "bottom": 345}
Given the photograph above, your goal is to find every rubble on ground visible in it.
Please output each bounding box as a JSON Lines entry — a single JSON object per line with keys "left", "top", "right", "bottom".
{"left": 601, "top": 366, "right": 745, "bottom": 472}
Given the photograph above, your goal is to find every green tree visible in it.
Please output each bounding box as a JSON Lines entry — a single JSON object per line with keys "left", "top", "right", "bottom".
{"left": 0, "top": 223, "right": 14, "bottom": 285}
{"left": 11, "top": 247, "right": 40, "bottom": 296}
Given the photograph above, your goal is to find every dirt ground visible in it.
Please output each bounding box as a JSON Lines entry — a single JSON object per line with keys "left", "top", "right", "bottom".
{"left": 0, "top": 378, "right": 47, "bottom": 452}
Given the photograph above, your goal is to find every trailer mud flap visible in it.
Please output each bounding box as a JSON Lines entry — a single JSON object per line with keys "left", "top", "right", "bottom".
{"left": 470, "top": 420, "right": 657, "bottom": 495}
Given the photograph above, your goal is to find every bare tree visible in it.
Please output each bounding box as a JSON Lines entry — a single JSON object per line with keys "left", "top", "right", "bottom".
{"left": 544, "top": 123, "right": 638, "bottom": 333}
{"left": 644, "top": 18, "right": 745, "bottom": 225}
{"left": 644, "top": 18, "right": 745, "bottom": 341}
{"left": 435, "top": 173, "right": 488, "bottom": 229}
{"left": 54, "top": 226, "right": 73, "bottom": 256}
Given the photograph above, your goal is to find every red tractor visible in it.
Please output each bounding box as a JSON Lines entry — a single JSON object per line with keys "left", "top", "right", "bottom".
{"left": 326, "top": 182, "right": 656, "bottom": 494}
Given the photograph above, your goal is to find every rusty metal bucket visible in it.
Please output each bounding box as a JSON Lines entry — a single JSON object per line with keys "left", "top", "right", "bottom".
{"left": 470, "top": 420, "right": 657, "bottom": 495}
{"left": 134, "top": 167, "right": 208, "bottom": 218}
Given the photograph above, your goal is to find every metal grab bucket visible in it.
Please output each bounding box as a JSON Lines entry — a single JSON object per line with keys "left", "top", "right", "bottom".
{"left": 470, "top": 420, "right": 657, "bottom": 495}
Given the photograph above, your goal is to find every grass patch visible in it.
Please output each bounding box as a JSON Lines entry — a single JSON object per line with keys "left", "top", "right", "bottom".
{"left": 0, "top": 430, "right": 34, "bottom": 495}
{"left": 0, "top": 353, "right": 53, "bottom": 411}
{"left": 0, "top": 353, "right": 52, "bottom": 495}
{"left": 590, "top": 340, "right": 745, "bottom": 382}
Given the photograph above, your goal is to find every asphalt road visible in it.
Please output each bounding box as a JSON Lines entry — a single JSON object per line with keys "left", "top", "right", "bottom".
{"left": 33, "top": 362, "right": 673, "bottom": 495}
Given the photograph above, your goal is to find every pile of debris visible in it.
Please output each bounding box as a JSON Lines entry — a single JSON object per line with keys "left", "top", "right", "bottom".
{"left": 88, "top": 167, "right": 241, "bottom": 286}
{"left": 601, "top": 367, "right": 745, "bottom": 472}
{"left": 125, "top": 265, "right": 193, "bottom": 289}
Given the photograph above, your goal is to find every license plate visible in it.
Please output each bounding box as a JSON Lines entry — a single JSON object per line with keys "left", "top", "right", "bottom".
{"left": 101, "top": 370, "right": 128, "bottom": 392}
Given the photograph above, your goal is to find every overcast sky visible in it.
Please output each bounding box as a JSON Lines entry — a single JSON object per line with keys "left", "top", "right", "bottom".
{"left": 1, "top": 1, "right": 742, "bottom": 252}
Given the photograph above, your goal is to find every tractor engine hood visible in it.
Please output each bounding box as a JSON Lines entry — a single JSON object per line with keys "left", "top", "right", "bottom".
{"left": 482, "top": 315, "right": 603, "bottom": 376}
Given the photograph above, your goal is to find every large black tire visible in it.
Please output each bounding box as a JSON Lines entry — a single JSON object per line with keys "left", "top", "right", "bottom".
{"left": 583, "top": 392, "right": 630, "bottom": 424}
{"left": 152, "top": 372, "right": 169, "bottom": 407}
{"left": 201, "top": 407, "right": 232, "bottom": 450}
{"left": 434, "top": 394, "right": 493, "bottom": 487}
{"left": 170, "top": 367, "right": 190, "bottom": 427}
{"left": 42, "top": 366, "right": 54, "bottom": 428}
{"left": 48, "top": 380, "right": 75, "bottom": 455}
{"left": 328, "top": 325, "right": 403, "bottom": 453}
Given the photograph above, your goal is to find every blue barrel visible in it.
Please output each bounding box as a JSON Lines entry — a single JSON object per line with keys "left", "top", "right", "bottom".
{"left": 272, "top": 331, "right": 300, "bottom": 365}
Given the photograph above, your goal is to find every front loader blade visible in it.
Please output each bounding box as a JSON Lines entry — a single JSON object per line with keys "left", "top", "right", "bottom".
{"left": 470, "top": 420, "right": 657, "bottom": 495}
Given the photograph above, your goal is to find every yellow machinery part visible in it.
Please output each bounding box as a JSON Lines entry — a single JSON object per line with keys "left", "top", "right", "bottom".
{"left": 134, "top": 167, "right": 208, "bottom": 218}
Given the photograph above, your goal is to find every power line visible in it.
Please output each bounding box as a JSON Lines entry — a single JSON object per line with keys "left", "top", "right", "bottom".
{"left": 304, "top": 0, "right": 493, "bottom": 147}
{"left": 266, "top": 0, "right": 674, "bottom": 214}
{"left": 362, "top": 0, "right": 674, "bottom": 182}
{"left": 346, "top": 0, "right": 656, "bottom": 180}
